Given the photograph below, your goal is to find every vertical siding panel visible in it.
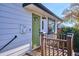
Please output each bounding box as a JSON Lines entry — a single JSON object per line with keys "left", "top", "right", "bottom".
{"left": 0, "top": 3, "right": 32, "bottom": 54}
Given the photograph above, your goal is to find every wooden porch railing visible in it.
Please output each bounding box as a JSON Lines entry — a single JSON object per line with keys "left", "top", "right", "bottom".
{"left": 41, "top": 33, "right": 74, "bottom": 56}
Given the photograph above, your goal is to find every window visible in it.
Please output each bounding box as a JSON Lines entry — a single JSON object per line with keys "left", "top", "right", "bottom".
{"left": 48, "top": 18, "right": 55, "bottom": 34}
{"left": 42, "top": 16, "right": 46, "bottom": 30}
{"left": 42, "top": 20, "right": 44, "bottom": 30}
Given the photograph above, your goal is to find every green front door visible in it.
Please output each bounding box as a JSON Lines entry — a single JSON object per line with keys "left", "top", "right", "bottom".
{"left": 32, "top": 14, "right": 40, "bottom": 49}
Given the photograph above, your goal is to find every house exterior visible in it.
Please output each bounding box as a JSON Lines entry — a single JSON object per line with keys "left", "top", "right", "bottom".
{"left": 0, "top": 3, "right": 62, "bottom": 56}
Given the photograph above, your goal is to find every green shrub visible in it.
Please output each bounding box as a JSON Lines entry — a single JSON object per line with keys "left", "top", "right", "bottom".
{"left": 73, "top": 28, "right": 79, "bottom": 52}
{"left": 60, "top": 27, "right": 79, "bottom": 52}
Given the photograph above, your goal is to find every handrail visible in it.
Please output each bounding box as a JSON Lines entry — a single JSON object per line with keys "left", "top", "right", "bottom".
{"left": 0, "top": 35, "right": 17, "bottom": 51}
{"left": 47, "top": 38, "right": 67, "bottom": 42}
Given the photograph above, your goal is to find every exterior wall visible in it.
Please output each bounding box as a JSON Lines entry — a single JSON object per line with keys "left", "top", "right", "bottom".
{"left": 0, "top": 3, "right": 32, "bottom": 55}
{"left": 0, "top": 3, "right": 59, "bottom": 55}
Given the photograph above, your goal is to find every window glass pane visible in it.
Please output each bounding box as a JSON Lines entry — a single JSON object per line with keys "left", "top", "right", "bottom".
{"left": 48, "top": 18, "right": 55, "bottom": 34}
{"left": 42, "top": 20, "right": 44, "bottom": 30}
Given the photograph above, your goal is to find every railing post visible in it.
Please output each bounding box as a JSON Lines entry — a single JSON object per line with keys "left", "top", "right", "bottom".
{"left": 67, "top": 34, "right": 73, "bottom": 56}
{"left": 41, "top": 32, "right": 44, "bottom": 56}
{"left": 44, "top": 34, "right": 47, "bottom": 56}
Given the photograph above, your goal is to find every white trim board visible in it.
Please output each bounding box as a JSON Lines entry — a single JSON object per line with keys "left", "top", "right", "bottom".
{"left": 0, "top": 44, "right": 30, "bottom": 56}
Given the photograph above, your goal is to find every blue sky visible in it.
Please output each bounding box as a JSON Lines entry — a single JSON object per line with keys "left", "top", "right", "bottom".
{"left": 43, "top": 3, "right": 75, "bottom": 27}
{"left": 43, "top": 3, "right": 70, "bottom": 18}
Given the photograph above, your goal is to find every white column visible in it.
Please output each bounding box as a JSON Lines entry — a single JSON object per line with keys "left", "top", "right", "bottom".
{"left": 55, "top": 20, "right": 57, "bottom": 34}
{"left": 54, "top": 20, "right": 57, "bottom": 39}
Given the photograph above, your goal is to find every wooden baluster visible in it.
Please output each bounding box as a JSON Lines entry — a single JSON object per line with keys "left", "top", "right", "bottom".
{"left": 48, "top": 39, "right": 50, "bottom": 56}
{"left": 60, "top": 34, "right": 62, "bottom": 39}
{"left": 41, "top": 33, "right": 44, "bottom": 56}
{"left": 62, "top": 41, "right": 64, "bottom": 56}
{"left": 45, "top": 36, "right": 46, "bottom": 56}
{"left": 57, "top": 41, "right": 59, "bottom": 56}
{"left": 52, "top": 40, "right": 54, "bottom": 56}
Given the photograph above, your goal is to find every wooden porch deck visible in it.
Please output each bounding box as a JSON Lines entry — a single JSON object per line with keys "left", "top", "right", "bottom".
{"left": 31, "top": 47, "right": 68, "bottom": 56}
{"left": 25, "top": 47, "right": 74, "bottom": 56}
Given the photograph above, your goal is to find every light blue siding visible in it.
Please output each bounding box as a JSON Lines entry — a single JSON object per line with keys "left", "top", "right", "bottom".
{"left": 0, "top": 3, "right": 32, "bottom": 53}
